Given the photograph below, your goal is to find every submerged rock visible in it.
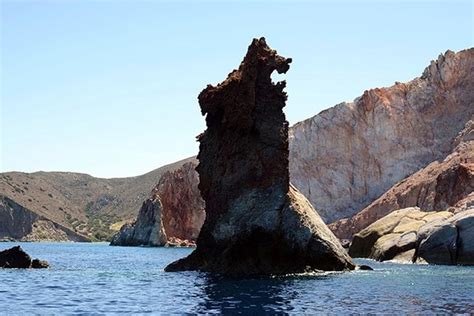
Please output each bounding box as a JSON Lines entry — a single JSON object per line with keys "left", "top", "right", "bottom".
{"left": 165, "top": 38, "right": 354, "bottom": 276}
{"left": 110, "top": 193, "right": 167, "bottom": 247}
{"left": 0, "top": 246, "right": 49, "bottom": 269}
{"left": 31, "top": 258, "right": 49, "bottom": 269}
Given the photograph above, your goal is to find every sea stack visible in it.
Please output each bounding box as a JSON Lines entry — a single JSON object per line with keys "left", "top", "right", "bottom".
{"left": 165, "top": 38, "right": 355, "bottom": 276}
{"left": 110, "top": 191, "right": 167, "bottom": 247}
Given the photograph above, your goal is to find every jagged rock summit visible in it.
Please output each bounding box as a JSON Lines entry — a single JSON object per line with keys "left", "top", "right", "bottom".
{"left": 165, "top": 38, "right": 354, "bottom": 276}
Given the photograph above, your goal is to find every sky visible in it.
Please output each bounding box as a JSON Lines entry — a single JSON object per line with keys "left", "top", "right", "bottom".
{"left": 1, "top": 0, "right": 472, "bottom": 178}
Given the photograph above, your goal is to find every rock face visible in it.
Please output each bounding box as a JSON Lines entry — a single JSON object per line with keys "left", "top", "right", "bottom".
{"left": 110, "top": 161, "right": 203, "bottom": 247}
{"left": 165, "top": 38, "right": 354, "bottom": 276}
{"left": 156, "top": 162, "right": 205, "bottom": 241}
{"left": 415, "top": 209, "right": 474, "bottom": 265}
{"left": 0, "top": 196, "right": 90, "bottom": 242}
{"left": 290, "top": 48, "right": 474, "bottom": 223}
{"left": 349, "top": 207, "right": 452, "bottom": 261}
{"left": 110, "top": 192, "right": 167, "bottom": 246}
{"left": 348, "top": 207, "right": 474, "bottom": 265}
{"left": 0, "top": 246, "right": 49, "bottom": 269}
{"left": 330, "top": 118, "right": 474, "bottom": 240}
{"left": 0, "top": 157, "right": 196, "bottom": 241}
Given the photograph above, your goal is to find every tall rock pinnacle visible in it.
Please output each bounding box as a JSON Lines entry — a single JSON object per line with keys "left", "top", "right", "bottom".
{"left": 165, "top": 38, "right": 354, "bottom": 276}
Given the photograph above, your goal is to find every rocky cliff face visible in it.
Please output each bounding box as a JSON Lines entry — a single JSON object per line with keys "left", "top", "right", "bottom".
{"left": 330, "top": 118, "right": 474, "bottom": 240}
{"left": 157, "top": 162, "right": 205, "bottom": 241}
{"left": 110, "top": 161, "right": 203, "bottom": 247}
{"left": 110, "top": 192, "right": 167, "bottom": 246}
{"left": 0, "top": 196, "right": 89, "bottom": 242}
{"left": 289, "top": 48, "right": 474, "bottom": 223}
{"left": 165, "top": 38, "right": 354, "bottom": 276}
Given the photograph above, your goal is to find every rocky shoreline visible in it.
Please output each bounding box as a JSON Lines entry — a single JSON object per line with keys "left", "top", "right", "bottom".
{"left": 2, "top": 43, "right": 473, "bottom": 270}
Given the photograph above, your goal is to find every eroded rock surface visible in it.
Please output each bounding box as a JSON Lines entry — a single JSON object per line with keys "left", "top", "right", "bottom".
{"left": 0, "top": 196, "right": 90, "bottom": 242}
{"left": 110, "top": 192, "right": 167, "bottom": 246}
{"left": 330, "top": 118, "right": 474, "bottom": 240}
{"left": 349, "top": 207, "right": 474, "bottom": 265}
{"left": 0, "top": 246, "right": 49, "bottom": 269}
{"left": 110, "top": 161, "right": 203, "bottom": 247}
{"left": 415, "top": 209, "right": 474, "bottom": 265}
{"left": 165, "top": 38, "right": 354, "bottom": 276}
{"left": 290, "top": 48, "right": 474, "bottom": 223}
{"left": 349, "top": 207, "right": 452, "bottom": 262}
{"left": 157, "top": 162, "right": 205, "bottom": 241}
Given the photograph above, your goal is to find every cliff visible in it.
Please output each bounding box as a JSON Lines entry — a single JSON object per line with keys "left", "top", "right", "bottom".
{"left": 110, "top": 161, "right": 204, "bottom": 247}
{"left": 289, "top": 48, "right": 474, "bottom": 223}
{"left": 0, "top": 196, "right": 89, "bottom": 242}
{"left": 165, "top": 38, "right": 354, "bottom": 276}
{"left": 331, "top": 118, "right": 474, "bottom": 240}
{"left": 110, "top": 192, "right": 167, "bottom": 246}
{"left": 0, "top": 157, "right": 195, "bottom": 241}
{"left": 157, "top": 162, "right": 205, "bottom": 241}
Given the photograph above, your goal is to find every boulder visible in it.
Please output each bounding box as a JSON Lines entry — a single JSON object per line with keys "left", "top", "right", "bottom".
{"left": 349, "top": 207, "right": 452, "bottom": 262}
{"left": 31, "top": 259, "right": 49, "bottom": 269}
{"left": 0, "top": 246, "right": 49, "bottom": 269}
{"left": 416, "top": 209, "right": 474, "bottom": 265}
{"left": 165, "top": 38, "right": 354, "bottom": 276}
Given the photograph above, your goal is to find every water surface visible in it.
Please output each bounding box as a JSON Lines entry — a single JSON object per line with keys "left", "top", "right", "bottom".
{"left": 0, "top": 242, "right": 473, "bottom": 314}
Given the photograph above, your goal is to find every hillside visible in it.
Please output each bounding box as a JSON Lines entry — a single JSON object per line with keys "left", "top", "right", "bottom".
{"left": 0, "top": 157, "right": 196, "bottom": 240}
{"left": 2, "top": 48, "right": 473, "bottom": 243}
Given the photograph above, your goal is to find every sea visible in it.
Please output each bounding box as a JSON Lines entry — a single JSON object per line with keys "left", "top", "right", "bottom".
{"left": 0, "top": 242, "right": 473, "bottom": 314}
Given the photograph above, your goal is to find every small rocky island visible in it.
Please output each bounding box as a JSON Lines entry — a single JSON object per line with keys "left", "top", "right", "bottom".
{"left": 165, "top": 38, "right": 355, "bottom": 276}
{"left": 0, "top": 246, "right": 49, "bottom": 269}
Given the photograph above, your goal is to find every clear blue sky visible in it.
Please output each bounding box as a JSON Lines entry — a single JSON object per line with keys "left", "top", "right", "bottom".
{"left": 1, "top": 0, "right": 472, "bottom": 178}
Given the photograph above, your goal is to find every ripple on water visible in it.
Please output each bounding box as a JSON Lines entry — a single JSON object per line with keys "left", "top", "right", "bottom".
{"left": 0, "top": 243, "right": 473, "bottom": 314}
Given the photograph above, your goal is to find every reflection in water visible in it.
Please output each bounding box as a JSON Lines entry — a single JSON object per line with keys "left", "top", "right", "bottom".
{"left": 195, "top": 272, "right": 341, "bottom": 314}
{"left": 1, "top": 244, "right": 473, "bottom": 314}
{"left": 196, "top": 275, "right": 296, "bottom": 314}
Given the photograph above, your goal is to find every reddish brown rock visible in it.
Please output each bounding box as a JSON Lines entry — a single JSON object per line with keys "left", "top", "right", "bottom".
{"left": 110, "top": 161, "right": 203, "bottom": 246}
{"left": 165, "top": 38, "right": 354, "bottom": 276}
{"left": 290, "top": 48, "right": 474, "bottom": 223}
{"left": 156, "top": 162, "right": 205, "bottom": 241}
{"left": 330, "top": 119, "right": 474, "bottom": 240}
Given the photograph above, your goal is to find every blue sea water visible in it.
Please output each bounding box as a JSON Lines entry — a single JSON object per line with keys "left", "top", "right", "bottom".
{"left": 0, "top": 242, "right": 473, "bottom": 314}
